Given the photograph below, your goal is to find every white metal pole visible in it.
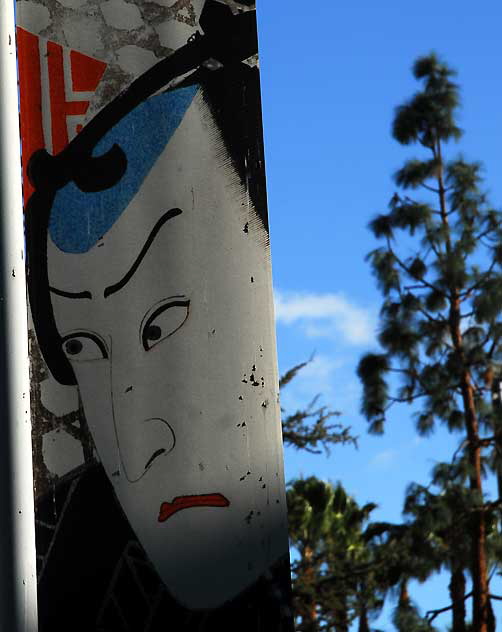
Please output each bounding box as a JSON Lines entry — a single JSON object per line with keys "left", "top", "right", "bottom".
{"left": 0, "top": 1, "right": 38, "bottom": 630}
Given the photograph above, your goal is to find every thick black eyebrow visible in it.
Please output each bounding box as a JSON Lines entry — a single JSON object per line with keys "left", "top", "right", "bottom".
{"left": 49, "top": 287, "right": 92, "bottom": 299}
{"left": 104, "top": 207, "right": 182, "bottom": 298}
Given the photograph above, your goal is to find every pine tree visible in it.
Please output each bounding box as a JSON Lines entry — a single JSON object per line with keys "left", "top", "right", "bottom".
{"left": 357, "top": 53, "right": 502, "bottom": 631}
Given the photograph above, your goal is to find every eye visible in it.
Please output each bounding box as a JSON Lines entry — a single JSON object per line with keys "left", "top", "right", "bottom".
{"left": 61, "top": 332, "right": 108, "bottom": 362}
{"left": 142, "top": 300, "right": 190, "bottom": 351}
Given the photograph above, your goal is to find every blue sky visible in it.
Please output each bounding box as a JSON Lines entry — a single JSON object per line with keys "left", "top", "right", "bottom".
{"left": 257, "top": 0, "right": 502, "bottom": 629}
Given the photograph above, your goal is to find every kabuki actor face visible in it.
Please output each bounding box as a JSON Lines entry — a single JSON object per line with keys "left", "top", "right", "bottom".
{"left": 25, "top": 3, "right": 290, "bottom": 618}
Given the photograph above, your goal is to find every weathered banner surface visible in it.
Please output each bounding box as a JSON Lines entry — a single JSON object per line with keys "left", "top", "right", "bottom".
{"left": 16, "top": 1, "right": 293, "bottom": 629}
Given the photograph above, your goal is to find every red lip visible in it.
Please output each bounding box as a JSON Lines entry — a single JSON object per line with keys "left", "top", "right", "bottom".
{"left": 158, "top": 493, "right": 230, "bottom": 523}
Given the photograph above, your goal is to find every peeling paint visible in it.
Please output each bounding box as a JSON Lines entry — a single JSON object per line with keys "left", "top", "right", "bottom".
{"left": 16, "top": 0, "right": 200, "bottom": 114}
{"left": 28, "top": 331, "right": 95, "bottom": 498}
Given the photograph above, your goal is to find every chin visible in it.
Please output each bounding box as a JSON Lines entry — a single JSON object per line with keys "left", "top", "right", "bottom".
{"left": 119, "top": 500, "right": 265, "bottom": 610}
{"left": 157, "top": 555, "right": 259, "bottom": 610}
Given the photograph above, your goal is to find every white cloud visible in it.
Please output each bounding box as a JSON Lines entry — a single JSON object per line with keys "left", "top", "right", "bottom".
{"left": 279, "top": 354, "right": 341, "bottom": 407}
{"left": 274, "top": 290, "right": 376, "bottom": 346}
{"left": 279, "top": 353, "right": 363, "bottom": 419}
{"left": 299, "top": 354, "right": 345, "bottom": 380}
{"left": 369, "top": 449, "right": 399, "bottom": 470}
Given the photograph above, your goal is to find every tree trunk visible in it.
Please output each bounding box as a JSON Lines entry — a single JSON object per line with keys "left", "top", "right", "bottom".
{"left": 304, "top": 545, "right": 317, "bottom": 625}
{"left": 459, "top": 367, "right": 490, "bottom": 632}
{"left": 334, "top": 593, "right": 349, "bottom": 632}
{"left": 449, "top": 565, "right": 466, "bottom": 632}
{"left": 358, "top": 602, "right": 370, "bottom": 632}
{"left": 399, "top": 579, "right": 410, "bottom": 606}
{"left": 488, "top": 597, "right": 496, "bottom": 632}
{"left": 437, "top": 140, "right": 490, "bottom": 632}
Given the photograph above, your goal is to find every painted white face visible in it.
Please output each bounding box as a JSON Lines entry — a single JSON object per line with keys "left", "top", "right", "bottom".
{"left": 47, "top": 93, "right": 288, "bottom": 609}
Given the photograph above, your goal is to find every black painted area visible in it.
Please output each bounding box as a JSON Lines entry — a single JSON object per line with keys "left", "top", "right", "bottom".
{"left": 201, "top": 63, "right": 270, "bottom": 234}
{"left": 103, "top": 208, "right": 183, "bottom": 298}
{"left": 35, "top": 464, "right": 295, "bottom": 632}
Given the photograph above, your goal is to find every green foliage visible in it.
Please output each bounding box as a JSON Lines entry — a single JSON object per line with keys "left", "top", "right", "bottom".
{"left": 401, "top": 462, "right": 502, "bottom": 631}
{"left": 287, "top": 477, "right": 336, "bottom": 548}
{"left": 280, "top": 360, "right": 357, "bottom": 453}
{"left": 392, "top": 53, "right": 461, "bottom": 147}
{"left": 358, "top": 52, "right": 502, "bottom": 631}
{"left": 392, "top": 599, "right": 436, "bottom": 632}
{"left": 366, "top": 248, "right": 400, "bottom": 295}
{"left": 288, "top": 51, "right": 502, "bottom": 632}
{"left": 358, "top": 52, "right": 502, "bottom": 439}
{"left": 287, "top": 478, "right": 383, "bottom": 632}
{"left": 357, "top": 354, "right": 388, "bottom": 433}
{"left": 394, "top": 159, "right": 439, "bottom": 189}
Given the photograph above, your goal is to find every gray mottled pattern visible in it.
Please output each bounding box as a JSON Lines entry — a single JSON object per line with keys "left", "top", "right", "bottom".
{"left": 16, "top": 0, "right": 256, "bottom": 114}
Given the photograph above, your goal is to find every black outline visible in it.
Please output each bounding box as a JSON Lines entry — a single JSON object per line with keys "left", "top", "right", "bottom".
{"left": 138, "top": 294, "right": 186, "bottom": 347}
{"left": 113, "top": 416, "right": 176, "bottom": 483}
{"left": 61, "top": 331, "right": 109, "bottom": 361}
{"left": 50, "top": 286, "right": 92, "bottom": 300}
{"left": 144, "top": 448, "right": 166, "bottom": 471}
{"left": 142, "top": 300, "right": 190, "bottom": 351}
{"left": 104, "top": 208, "right": 182, "bottom": 298}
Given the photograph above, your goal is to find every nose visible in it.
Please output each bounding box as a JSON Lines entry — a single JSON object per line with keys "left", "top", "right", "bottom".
{"left": 115, "top": 416, "right": 176, "bottom": 483}
{"left": 109, "top": 348, "right": 176, "bottom": 482}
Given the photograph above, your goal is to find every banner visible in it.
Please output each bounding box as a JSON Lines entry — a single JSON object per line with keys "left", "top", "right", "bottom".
{"left": 16, "top": 1, "right": 293, "bottom": 630}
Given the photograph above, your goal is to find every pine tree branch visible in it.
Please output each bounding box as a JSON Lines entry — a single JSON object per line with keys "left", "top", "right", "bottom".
{"left": 459, "top": 259, "right": 497, "bottom": 299}
{"left": 452, "top": 439, "right": 469, "bottom": 463}
{"left": 475, "top": 435, "right": 499, "bottom": 448}
{"left": 470, "top": 373, "right": 482, "bottom": 395}
{"left": 475, "top": 227, "right": 498, "bottom": 243}
{"left": 280, "top": 359, "right": 311, "bottom": 389}
{"left": 420, "top": 183, "right": 439, "bottom": 194}
{"left": 450, "top": 423, "right": 498, "bottom": 460}
{"left": 487, "top": 333, "right": 502, "bottom": 360}
{"left": 398, "top": 282, "right": 449, "bottom": 327}
{"left": 424, "top": 227, "right": 443, "bottom": 259}
{"left": 418, "top": 305, "right": 449, "bottom": 326}
{"left": 386, "top": 237, "right": 444, "bottom": 296}
{"left": 463, "top": 327, "right": 494, "bottom": 362}
{"left": 404, "top": 284, "right": 428, "bottom": 291}
{"left": 315, "top": 560, "right": 388, "bottom": 586}
{"left": 280, "top": 358, "right": 355, "bottom": 453}
{"left": 480, "top": 237, "right": 495, "bottom": 249}
{"left": 388, "top": 392, "right": 428, "bottom": 404}
{"left": 425, "top": 591, "right": 473, "bottom": 623}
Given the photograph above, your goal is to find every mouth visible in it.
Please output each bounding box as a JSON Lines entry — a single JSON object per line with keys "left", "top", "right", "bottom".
{"left": 158, "top": 493, "right": 230, "bottom": 523}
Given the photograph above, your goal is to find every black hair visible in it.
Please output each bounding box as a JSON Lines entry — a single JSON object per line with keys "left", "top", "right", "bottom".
{"left": 26, "top": 1, "right": 269, "bottom": 386}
